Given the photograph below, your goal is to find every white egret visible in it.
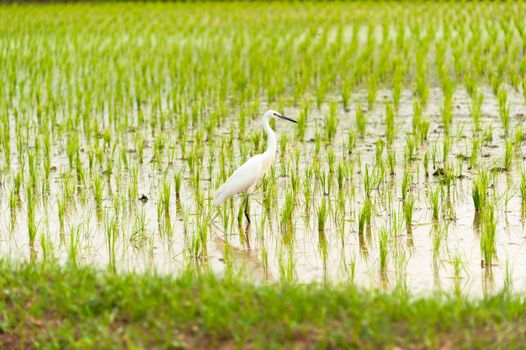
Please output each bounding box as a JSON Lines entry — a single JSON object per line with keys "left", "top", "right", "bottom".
{"left": 213, "top": 110, "right": 297, "bottom": 222}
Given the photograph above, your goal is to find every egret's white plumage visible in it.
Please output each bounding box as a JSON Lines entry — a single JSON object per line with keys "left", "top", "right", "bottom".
{"left": 213, "top": 110, "right": 296, "bottom": 206}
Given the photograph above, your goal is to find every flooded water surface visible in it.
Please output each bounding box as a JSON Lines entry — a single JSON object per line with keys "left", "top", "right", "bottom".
{"left": 1, "top": 2, "right": 526, "bottom": 297}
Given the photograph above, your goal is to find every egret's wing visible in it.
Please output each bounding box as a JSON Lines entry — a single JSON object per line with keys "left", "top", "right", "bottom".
{"left": 213, "top": 155, "right": 263, "bottom": 206}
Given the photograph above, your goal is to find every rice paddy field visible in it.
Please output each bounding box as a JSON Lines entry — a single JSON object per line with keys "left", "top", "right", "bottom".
{"left": 2, "top": 1, "right": 526, "bottom": 348}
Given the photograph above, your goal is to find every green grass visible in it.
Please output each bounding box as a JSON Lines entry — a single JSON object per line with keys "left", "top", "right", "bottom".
{"left": 1, "top": 261, "right": 526, "bottom": 349}
{"left": 1, "top": 1, "right": 526, "bottom": 347}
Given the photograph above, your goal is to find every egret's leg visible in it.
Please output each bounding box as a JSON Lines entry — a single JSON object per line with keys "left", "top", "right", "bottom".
{"left": 244, "top": 194, "right": 251, "bottom": 224}
{"left": 244, "top": 221, "right": 251, "bottom": 250}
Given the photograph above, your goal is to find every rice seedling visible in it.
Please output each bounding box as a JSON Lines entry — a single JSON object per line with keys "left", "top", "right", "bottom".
{"left": 412, "top": 99, "right": 423, "bottom": 136}
{"left": 441, "top": 96, "right": 453, "bottom": 135}
{"left": 66, "top": 134, "right": 79, "bottom": 169}
{"left": 93, "top": 175, "right": 103, "bottom": 210}
{"left": 296, "top": 105, "right": 308, "bottom": 141}
{"left": 401, "top": 169, "right": 411, "bottom": 201}
{"left": 1, "top": 4, "right": 526, "bottom": 344}
{"left": 442, "top": 136, "right": 453, "bottom": 164}
{"left": 358, "top": 198, "right": 372, "bottom": 237}
{"left": 416, "top": 115, "right": 430, "bottom": 145}
{"left": 379, "top": 228, "right": 389, "bottom": 275}
{"left": 346, "top": 128, "right": 357, "bottom": 154}
{"left": 105, "top": 216, "right": 118, "bottom": 273}
{"left": 472, "top": 170, "right": 489, "bottom": 212}
{"left": 429, "top": 187, "right": 440, "bottom": 221}
{"left": 404, "top": 135, "right": 416, "bottom": 162}
{"left": 363, "top": 165, "right": 382, "bottom": 198}
{"left": 392, "top": 62, "right": 404, "bottom": 102}
{"left": 341, "top": 79, "right": 352, "bottom": 111}
{"left": 68, "top": 225, "right": 81, "bottom": 268}
{"left": 416, "top": 73, "right": 430, "bottom": 108}
{"left": 317, "top": 197, "right": 328, "bottom": 233}
{"left": 367, "top": 75, "right": 378, "bottom": 109}
{"left": 470, "top": 136, "right": 480, "bottom": 169}
{"left": 504, "top": 138, "right": 513, "bottom": 171}
{"left": 385, "top": 102, "right": 395, "bottom": 146}
{"left": 498, "top": 87, "right": 510, "bottom": 135}
{"left": 40, "top": 232, "right": 55, "bottom": 265}
{"left": 480, "top": 203, "right": 497, "bottom": 268}
{"left": 280, "top": 190, "right": 296, "bottom": 236}
{"left": 470, "top": 90, "right": 483, "bottom": 132}
{"left": 432, "top": 223, "right": 446, "bottom": 264}
{"left": 387, "top": 149, "right": 396, "bottom": 176}
{"left": 521, "top": 171, "right": 526, "bottom": 214}
{"left": 515, "top": 127, "right": 524, "bottom": 147}
{"left": 324, "top": 102, "right": 338, "bottom": 143}
{"left": 423, "top": 150, "right": 430, "bottom": 177}
{"left": 356, "top": 104, "right": 367, "bottom": 138}
{"left": 483, "top": 125, "right": 494, "bottom": 144}
{"left": 403, "top": 194, "right": 415, "bottom": 233}
{"left": 375, "top": 139, "right": 385, "bottom": 164}
{"left": 452, "top": 253, "right": 465, "bottom": 297}
{"left": 28, "top": 150, "right": 38, "bottom": 191}
{"left": 160, "top": 174, "right": 171, "bottom": 215}
{"left": 26, "top": 186, "right": 37, "bottom": 252}
{"left": 503, "top": 258, "right": 513, "bottom": 297}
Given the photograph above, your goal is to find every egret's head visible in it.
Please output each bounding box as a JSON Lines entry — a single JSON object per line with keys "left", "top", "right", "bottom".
{"left": 263, "top": 110, "right": 297, "bottom": 123}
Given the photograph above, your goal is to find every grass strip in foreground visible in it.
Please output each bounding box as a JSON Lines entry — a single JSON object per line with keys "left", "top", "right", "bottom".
{"left": 0, "top": 262, "right": 525, "bottom": 349}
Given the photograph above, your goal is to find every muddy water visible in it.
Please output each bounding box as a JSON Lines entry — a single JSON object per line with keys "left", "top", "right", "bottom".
{"left": 1, "top": 86, "right": 525, "bottom": 297}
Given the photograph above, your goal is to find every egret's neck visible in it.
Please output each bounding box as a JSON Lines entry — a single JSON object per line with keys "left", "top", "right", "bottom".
{"left": 262, "top": 118, "right": 277, "bottom": 157}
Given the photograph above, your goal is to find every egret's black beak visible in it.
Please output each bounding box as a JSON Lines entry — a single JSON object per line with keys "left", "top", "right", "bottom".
{"left": 278, "top": 114, "right": 297, "bottom": 123}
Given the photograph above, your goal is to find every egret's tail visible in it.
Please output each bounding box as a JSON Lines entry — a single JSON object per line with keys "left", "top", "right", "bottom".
{"left": 213, "top": 190, "right": 227, "bottom": 206}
